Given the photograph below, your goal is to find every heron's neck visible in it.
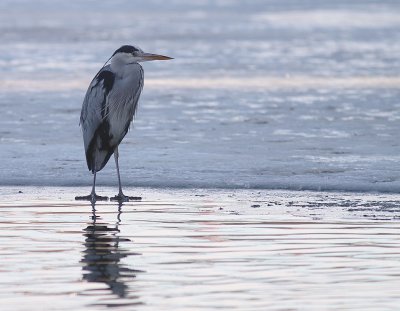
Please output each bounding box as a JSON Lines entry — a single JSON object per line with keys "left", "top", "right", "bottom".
{"left": 110, "top": 57, "right": 125, "bottom": 72}
{"left": 110, "top": 56, "right": 138, "bottom": 74}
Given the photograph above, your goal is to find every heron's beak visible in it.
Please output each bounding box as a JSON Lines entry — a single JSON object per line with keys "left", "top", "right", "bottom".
{"left": 139, "top": 52, "right": 173, "bottom": 61}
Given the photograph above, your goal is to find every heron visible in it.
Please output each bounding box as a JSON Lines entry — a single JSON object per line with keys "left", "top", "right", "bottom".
{"left": 75, "top": 45, "right": 172, "bottom": 202}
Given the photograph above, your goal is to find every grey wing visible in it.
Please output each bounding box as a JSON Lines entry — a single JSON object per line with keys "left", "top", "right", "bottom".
{"left": 80, "top": 66, "right": 115, "bottom": 171}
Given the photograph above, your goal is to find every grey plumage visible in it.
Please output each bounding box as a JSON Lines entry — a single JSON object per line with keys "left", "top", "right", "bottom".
{"left": 80, "top": 63, "right": 143, "bottom": 172}
{"left": 76, "top": 45, "right": 172, "bottom": 202}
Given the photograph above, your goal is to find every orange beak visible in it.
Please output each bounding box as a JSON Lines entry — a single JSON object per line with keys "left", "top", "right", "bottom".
{"left": 140, "top": 53, "right": 173, "bottom": 61}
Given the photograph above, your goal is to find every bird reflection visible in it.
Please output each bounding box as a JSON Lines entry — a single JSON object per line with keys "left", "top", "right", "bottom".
{"left": 81, "top": 202, "right": 142, "bottom": 299}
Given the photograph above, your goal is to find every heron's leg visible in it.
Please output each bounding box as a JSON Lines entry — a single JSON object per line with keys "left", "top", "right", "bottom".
{"left": 75, "top": 170, "right": 108, "bottom": 202}
{"left": 115, "top": 147, "right": 124, "bottom": 197}
{"left": 111, "top": 147, "right": 141, "bottom": 202}
{"left": 90, "top": 171, "right": 97, "bottom": 197}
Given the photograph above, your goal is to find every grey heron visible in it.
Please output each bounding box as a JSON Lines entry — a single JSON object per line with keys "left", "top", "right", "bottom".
{"left": 75, "top": 45, "right": 172, "bottom": 202}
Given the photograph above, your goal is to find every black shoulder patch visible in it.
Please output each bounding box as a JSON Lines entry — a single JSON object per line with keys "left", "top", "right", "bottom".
{"left": 93, "top": 70, "right": 115, "bottom": 119}
{"left": 97, "top": 70, "right": 115, "bottom": 94}
{"left": 112, "top": 45, "right": 139, "bottom": 56}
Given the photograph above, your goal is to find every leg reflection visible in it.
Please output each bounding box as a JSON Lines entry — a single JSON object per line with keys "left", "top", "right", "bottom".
{"left": 81, "top": 202, "right": 143, "bottom": 299}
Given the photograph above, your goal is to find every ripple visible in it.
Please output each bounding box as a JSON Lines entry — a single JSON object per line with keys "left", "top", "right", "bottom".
{"left": 1, "top": 189, "right": 400, "bottom": 310}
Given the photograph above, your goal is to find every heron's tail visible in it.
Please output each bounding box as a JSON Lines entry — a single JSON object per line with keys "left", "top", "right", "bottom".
{"left": 85, "top": 131, "right": 115, "bottom": 173}
{"left": 86, "top": 149, "right": 114, "bottom": 173}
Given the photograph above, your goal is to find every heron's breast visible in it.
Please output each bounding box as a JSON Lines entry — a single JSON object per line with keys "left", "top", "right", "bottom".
{"left": 105, "top": 64, "right": 143, "bottom": 146}
{"left": 106, "top": 95, "right": 134, "bottom": 139}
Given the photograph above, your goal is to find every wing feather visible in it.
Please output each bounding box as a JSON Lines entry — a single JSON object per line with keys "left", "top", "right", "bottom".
{"left": 80, "top": 66, "right": 115, "bottom": 171}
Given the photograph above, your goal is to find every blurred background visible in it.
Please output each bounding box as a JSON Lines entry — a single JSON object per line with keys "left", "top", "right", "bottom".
{"left": 0, "top": 0, "right": 399, "bottom": 191}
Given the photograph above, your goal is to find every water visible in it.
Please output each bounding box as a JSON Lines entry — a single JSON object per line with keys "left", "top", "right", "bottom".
{"left": 0, "top": 0, "right": 400, "bottom": 191}
{"left": 0, "top": 187, "right": 400, "bottom": 310}
{"left": 1, "top": 1, "right": 400, "bottom": 309}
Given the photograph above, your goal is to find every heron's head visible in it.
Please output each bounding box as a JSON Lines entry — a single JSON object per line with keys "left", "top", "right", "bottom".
{"left": 111, "top": 45, "right": 173, "bottom": 65}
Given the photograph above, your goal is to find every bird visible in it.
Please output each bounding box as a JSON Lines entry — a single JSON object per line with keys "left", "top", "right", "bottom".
{"left": 75, "top": 45, "right": 172, "bottom": 202}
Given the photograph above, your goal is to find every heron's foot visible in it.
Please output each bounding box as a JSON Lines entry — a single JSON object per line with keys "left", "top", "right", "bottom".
{"left": 75, "top": 194, "right": 109, "bottom": 202}
{"left": 110, "top": 193, "right": 142, "bottom": 202}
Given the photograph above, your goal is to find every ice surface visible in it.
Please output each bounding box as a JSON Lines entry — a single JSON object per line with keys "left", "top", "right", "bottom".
{"left": 0, "top": 0, "right": 399, "bottom": 192}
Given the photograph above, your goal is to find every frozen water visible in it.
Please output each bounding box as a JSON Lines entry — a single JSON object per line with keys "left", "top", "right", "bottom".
{"left": 1, "top": 2, "right": 400, "bottom": 310}
{"left": 0, "top": 0, "right": 399, "bottom": 192}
